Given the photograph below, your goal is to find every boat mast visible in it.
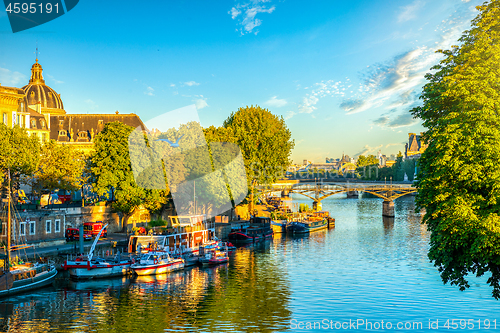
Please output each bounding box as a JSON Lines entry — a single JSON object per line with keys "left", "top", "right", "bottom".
{"left": 7, "top": 168, "right": 11, "bottom": 270}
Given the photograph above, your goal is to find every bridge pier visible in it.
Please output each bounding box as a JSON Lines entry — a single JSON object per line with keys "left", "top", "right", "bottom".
{"left": 281, "top": 189, "right": 289, "bottom": 197}
{"left": 313, "top": 201, "right": 322, "bottom": 211}
{"left": 382, "top": 200, "right": 394, "bottom": 217}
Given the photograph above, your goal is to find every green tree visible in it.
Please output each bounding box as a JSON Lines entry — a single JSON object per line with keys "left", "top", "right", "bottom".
{"left": 91, "top": 122, "right": 168, "bottom": 230}
{"left": 29, "top": 140, "right": 86, "bottom": 197}
{"left": 356, "top": 154, "right": 378, "bottom": 167}
{"left": 0, "top": 124, "right": 40, "bottom": 202}
{"left": 403, "top": 159, "right": 416, "bottom": 182}
{"left": 411, "top": 0, "right": 500, "bottom": 299}
{"left": 356, "top": 154, "right": 379, "bottom": 180}
{"left": 223, "top": 105, "right": 294, "bottom": 185}
{"left": 388, "top": 152, "right": 404, "bottom": 181}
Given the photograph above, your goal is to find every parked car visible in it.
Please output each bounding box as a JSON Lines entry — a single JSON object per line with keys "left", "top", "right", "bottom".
{"left": 65, "top": 228, "right": 92, "bottom": 242}
{"left": 84, "top": 222, "right": 108, "bottom": 238}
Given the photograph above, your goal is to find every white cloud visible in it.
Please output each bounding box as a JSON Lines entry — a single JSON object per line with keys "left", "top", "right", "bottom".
{"left": 298, "top": 95, "right": 318, "bottom": 114}
{"left": 264, "top": 96, "right": 287, "bottom": 108}
{"left": 194, "top": 95, "right": 208, "bottom": 110}
{"left": 144, "top": 86, "right": 154, "bottom": 96}
{"left": 184, "top": 81, "right": 200, "bottom": 86}
{"left": 340, "top": 10, "right": 477, "bottom": 116}
{"left": 354, "top": 144, "right": 384, "bottom": 158}
{"left": 230, "top": 7, "right": 241, "bottom": 19}
{"left": 297, "top": 80, "right": 346, "bottom": 116}
{"left": 0, "top": 67, "right": 26, "bottom": 86}
{"left": 229, "top": 0, "right": 276, "bottom": 35}
{"left": 170, "top": 83, "right": 176, "bottom": 87}
{"left": 285, "top": 111, "right": 296, "bottom": 120}
{"left": 398, "top": 0, "right": 424, "bottom": 23}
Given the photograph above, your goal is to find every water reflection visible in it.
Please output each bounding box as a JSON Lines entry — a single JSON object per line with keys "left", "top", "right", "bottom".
{"left": 383, "top": 216, "right": 394, "bottom": 231}
{"left": 1, "top": 195, "right": 500, "bottom": 332}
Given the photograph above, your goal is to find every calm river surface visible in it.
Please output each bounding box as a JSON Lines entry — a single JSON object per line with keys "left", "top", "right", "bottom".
{"left": 1, "top": 195, "right": 499, "bottom": 332}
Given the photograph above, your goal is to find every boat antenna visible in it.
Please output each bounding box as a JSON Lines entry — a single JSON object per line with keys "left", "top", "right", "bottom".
{"left": 87, "top": 223, "right": 108, "bottom": 262}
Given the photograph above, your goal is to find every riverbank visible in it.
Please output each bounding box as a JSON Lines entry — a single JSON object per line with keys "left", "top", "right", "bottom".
{"left": 11, "top": 233, "right": 129, "bottom": 270}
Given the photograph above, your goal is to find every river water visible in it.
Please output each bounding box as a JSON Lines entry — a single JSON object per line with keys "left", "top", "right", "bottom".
{"left": 1, "top": 194, "right": 499, "bottom": 332}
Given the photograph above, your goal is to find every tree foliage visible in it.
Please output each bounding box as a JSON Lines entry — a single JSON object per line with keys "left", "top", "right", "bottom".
{"left": 90, "top": 122, "right": 168, "bottom": 227}
{"left": 0, "top": 124, "right": 40, "bottom": 194}
{"left": 356, "top": 154, "right": 378, "bottom": 168}
{"left": 411, "top": 0, "right": 500, "bottom": 299}
{"left": 223, "top": 105, "right": 294, "bottom": 185}
{"left": 29, "top": 140, "right": 86, "bottom": 195}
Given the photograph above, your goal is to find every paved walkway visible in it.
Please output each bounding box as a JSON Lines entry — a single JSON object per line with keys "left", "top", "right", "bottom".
{"left": 11, "top": 233, "right": 130, "bottom": 257}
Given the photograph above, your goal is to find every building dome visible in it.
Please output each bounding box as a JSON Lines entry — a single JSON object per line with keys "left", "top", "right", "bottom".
{"left": 21, "top": 59, "right": 65, "bottom": 115}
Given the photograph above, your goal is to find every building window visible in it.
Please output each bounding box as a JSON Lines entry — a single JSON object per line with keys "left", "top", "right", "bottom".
{"left": 16, "top": 114, "right": 20, "bottom": 126}
{"left": 58, "top": 130, "right": 67, "bottom": 136}
{"left": 59, "top": 120, "right": 64, "bottom": 125}
{"left": 3, "top": 113, "right": 7, "bottom": 125}
{"left": 29, "top": 221, "right": 36, "bottom": 235}
{"left": 55, "top": 219, "right": 60, "bottom": 233}
{"left": 1, "top": 223, "right": 6, "bottom": 236}
{"left": 78, "top": 131, "right": 88, "bottom": 138}
{"left": 30, "top": 91, "right": 35, "bottom": 97}
{"left": 31, "top": 119, "right": 36, "bottom": 128}
{"left": 42, "top": 133, "right": 47, "bottom": 142}
{"left": 20, "top": 102, "right": 24, "bottom": 112}
{"left": 20, "top": 222, "right": 26, "bottom": 236}
{"left": 46, "top": 220, "right": 51, "bottom": 234}
{"left": 40, "top": 120, "right": 45, "bottom": 128}
{"left": 98, "top": 120, "right": 104, "bottom": 125}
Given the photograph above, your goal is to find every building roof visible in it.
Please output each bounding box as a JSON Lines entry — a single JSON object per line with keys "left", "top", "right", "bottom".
{"left": 50, "top": 113, "right": 148, "bottom": 143}
{"left": 21, "top": 60, "right": 65, "bottom": 114}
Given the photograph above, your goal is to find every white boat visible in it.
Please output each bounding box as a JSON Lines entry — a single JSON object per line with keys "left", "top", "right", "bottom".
{"left": 131, "top": 251, "right": 184, "bottom": 276}
{"left": 198, "top": 243, "right": 229, "bottom": 266}
{"left": 0, "top": 170, "right": 57, "bottom": 297}
{"left": 62, "top": 224, "right": 132, "bottom": 279}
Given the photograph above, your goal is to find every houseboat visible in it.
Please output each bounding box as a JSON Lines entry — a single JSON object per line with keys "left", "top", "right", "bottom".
{"left": 128, "top": 215, "right": 215, "bottom": 264}
{"left": 286, "top": 217, "right": 328, "bottom": 234}
{"left": 271, "top": 220, "right": 287, "bottom": 234}
{"left": 228, "top": 217, "right": 273, "bottom": 243}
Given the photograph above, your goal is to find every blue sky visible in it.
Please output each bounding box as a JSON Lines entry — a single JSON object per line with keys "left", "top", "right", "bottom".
{"left": 0, "top": 0, "right": 483, "bottom": 163}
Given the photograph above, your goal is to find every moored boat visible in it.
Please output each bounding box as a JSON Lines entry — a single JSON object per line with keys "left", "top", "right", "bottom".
{"left": 62, "top": 224, "right": 132, "bottom": 279}
{"left": 131, "top": 251, "right": 184, "bottom": 276}
{"left": 286, "top": 217, "right": 327, "bottom": 234}
{"left": 62, "top": 254, "right": 132, "bottom": 279}
{"left": 271, "top": 220, "right": 287, "bottom": 234}
{"left": 228, "top": 217, "right": 273, "bottom": 243}
{"left": 0, "top": 172, "right": 57, "bottom": 297}
{"left": 199, "top": 242, "right": 229, "bottom": 266}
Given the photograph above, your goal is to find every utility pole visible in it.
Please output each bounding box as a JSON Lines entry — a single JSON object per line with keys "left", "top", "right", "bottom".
{"left": 7, "top": 169, "right": 11, "bottom": 269}
{"left": 249, "top": 179, "right": 255, "bottom": 217}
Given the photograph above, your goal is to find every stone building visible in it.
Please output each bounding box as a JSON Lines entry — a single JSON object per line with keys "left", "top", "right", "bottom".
{"left": 1, "top": 58, "right": 147, "bottom": 150}
{"left": 405, "top": 133, "right": 427, "bottom": 159}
